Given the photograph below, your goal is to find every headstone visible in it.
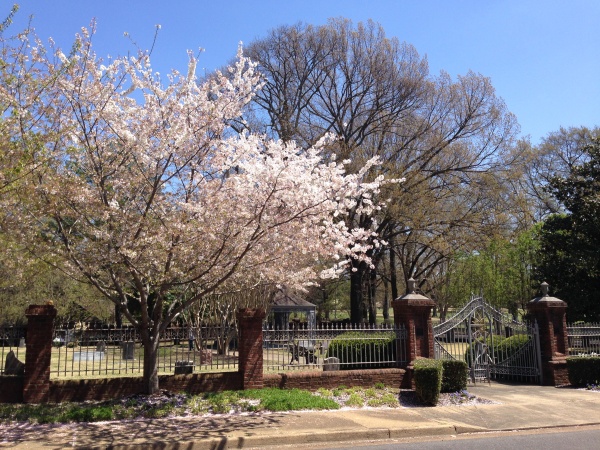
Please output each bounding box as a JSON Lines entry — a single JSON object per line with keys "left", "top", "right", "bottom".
{"left": 96, "top": 341, "right": 107, "bottom": 353}
{"left": 121, "top": 341, "right": 135, "bottom": 360}
{"left": 18, "top": 338, "right": 25, "bottom": 348}
{"left": 73, "top": 351, "right": 105, "bottom": 362}
{"left": 174, "top": 360, "right": 194, "bottom": 375}
{"left": 4, "top": 350, "right": 25, "bottom": 376}
{"left": 323, "top": 356, "right": 340, "bottom": 371}
{"left": 200, "top": 349, "right": 212, "bottom": 364}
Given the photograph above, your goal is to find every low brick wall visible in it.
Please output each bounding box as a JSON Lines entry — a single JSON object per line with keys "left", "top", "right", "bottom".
{"left": 263, "top": 368, "right": 406, "bottom": 391}
{"left": 0, "top": 376, "right": 24, "bottom": 403}
{"left": 49, "top": 372, "right": 242, "bottom": 402}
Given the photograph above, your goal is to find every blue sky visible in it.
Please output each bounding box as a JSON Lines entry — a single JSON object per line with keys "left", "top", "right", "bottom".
{"left": 8, "top": 0, "right": 600, "bottom": 145}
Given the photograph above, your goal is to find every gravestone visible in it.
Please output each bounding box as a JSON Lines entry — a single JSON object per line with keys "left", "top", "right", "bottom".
{"left": 73, "top": 351, "right": 104, "bottom": 361}
{"left": 18, "top": 338, "right": 25, "bottom": 348}
{"left": 323, "top": 356, "right": 340, "bottom": 371}
{"left": 96, "top": 341, "right": 107, "bottom": 353}
{"left": 4, "top": 350, "right": 25, "bottom": 376}
{"left": 174, "top": 360, "right": 194, "bottom": 375}
{"left": 200, "top": 349, "right": 212, "bottom": 364}
{"left": 121, "top": 341, "right": 135, "bottom": 360}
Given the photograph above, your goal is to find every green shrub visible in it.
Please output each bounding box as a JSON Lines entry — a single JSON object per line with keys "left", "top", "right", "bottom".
{"left": 567, "top": 357, "right": 600, "bottom": 386}
{"left": 464, "top": 334, "right": 530, "bottom": 365}
{"left": 345, "top": 393, "right": 364, "bottom": 407}
{"left": 326, "top": 331, "right": 397, "bottom": 370}
{"left": 413, "top": 359, "right": 443, "bottom": 406}
{"left": 493, "top": 335, "right": 530, "bottom": 359}
{"left": 441, "top": 359, "right": 467, "bottom": 392}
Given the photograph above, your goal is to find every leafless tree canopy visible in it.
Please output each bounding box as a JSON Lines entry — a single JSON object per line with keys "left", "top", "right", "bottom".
{"left": 244, "top": 18, "right": 520, "bottom": 322}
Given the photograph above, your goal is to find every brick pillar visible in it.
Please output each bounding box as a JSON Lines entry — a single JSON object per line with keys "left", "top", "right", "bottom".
{"left": 237, "top": 308, "right": 266, "bottom": 390}
{"left": 24, "top": 304, "right": 57, "bottom": 403}
{"left": 393, "top": 278, "right": 435, "bottom": 380}
{"left": 527, "top": 282, "right": 569, "bottom": 386}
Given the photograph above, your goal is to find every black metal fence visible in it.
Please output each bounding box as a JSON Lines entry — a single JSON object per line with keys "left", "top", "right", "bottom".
{"left": 568, "top": 323, "right": 600, "bottom": 356}
{"left": 51, "top": 325, "right": 238, "bottom": 378}
{"left": 0, "top": 325, "right": 26, "bottom": 375}
{"left": 262, "top": 323, "right": 407, "bottom": 372}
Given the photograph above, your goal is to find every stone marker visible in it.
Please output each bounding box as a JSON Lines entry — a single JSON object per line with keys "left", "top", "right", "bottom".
{"left": 4, "top": 350, "right": 25, "bottom": 376}
{"left": 96, "top": 341, "right": 107, "bottom": 353}
{"left": 73, "top": 351, "right": 105, "bottom": 361}
{"left": 323, "top": 356, "right": 340, "bottom": 371}
{"left": 175, "top": 360, "right": 194, "bottom": 375}
{"left": 121, "top": 341, "right": 135, "bottom": 360}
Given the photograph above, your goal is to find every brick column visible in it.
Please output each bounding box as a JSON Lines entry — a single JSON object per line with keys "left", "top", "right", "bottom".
{"left": 24, "top": 304, "right": 57, "bottom": 403}
{"left": 237, "top": 308, "right": 266, "bottom": 390}
{"left": 392, "top": 278, "right": 435, "bottom": 365}
{"left": 527, "top": 282, "right": 569, "bottom": 386}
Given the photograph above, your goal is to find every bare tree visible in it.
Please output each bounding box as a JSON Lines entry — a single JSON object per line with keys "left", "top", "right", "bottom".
{"left": 244, "top": 18, "right": 519, "bottom": 322}
{"left": 515, "top": 126, "right": 600, "bottom": 221}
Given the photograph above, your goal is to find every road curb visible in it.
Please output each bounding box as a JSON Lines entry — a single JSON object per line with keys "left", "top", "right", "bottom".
{"left": 89, "top": 424, "right": 468, "bottom": 450}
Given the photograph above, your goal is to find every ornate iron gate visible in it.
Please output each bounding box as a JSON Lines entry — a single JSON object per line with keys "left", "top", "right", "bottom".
{"left": 433, "top": 297, "right": 542, "bottom": 384}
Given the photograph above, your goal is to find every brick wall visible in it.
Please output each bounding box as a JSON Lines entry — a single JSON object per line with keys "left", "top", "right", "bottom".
{"left": 263, "top": 368, "right": 406, "bottom": 391}
{"left": 49, "top": 372, "right": 242, "bottom": 402}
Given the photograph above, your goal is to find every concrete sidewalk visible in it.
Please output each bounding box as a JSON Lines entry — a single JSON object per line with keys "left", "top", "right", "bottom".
{"left": 2, "top": 383, "right": 600, "bottom": 449}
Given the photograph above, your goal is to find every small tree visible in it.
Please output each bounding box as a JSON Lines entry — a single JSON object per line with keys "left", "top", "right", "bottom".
{"left": 8, "top": 26, "right": 392, "bottom": 393}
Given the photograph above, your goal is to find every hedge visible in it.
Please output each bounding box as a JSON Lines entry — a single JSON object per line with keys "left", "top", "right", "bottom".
{"left": 441, "top": 359, "right": 468, "bottom": 393}
{"left": 464, "top": 334, "right": 530, "bottom": 365}
{"left": 567, "top": 357, "right": 600, "bottom": 386}
{"left": 326, "top": 331, "right": 397, "bottom": 370}
{"left": 413, "top": 358, "right": 443, "bottom": 405}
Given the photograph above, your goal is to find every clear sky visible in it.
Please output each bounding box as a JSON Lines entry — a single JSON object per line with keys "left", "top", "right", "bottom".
{"left": 8, "top": 0, "right": 600, "bottom": 145}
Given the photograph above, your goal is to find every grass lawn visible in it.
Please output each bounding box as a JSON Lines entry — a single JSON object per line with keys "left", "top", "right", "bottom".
{"left": 0, "top": 384, "right": 401, "bottom": 424}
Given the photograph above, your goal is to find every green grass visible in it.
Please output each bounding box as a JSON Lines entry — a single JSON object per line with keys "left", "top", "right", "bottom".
{"left": 240, "top": 388, "right": 339, "bottom": 411}
{"left": 0, "top": 385, "right": 401, "bottom": 424}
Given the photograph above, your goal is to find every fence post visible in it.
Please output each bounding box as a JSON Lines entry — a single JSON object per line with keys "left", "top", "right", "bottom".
{"left": 24, "top": 303, "right": 57, "bottom": 403}
{"left": 527, "top": 282, "right": 569, "bottom": 386}
{"left": 392, "top": 278, "right": 435, "bottom": 374}
{"left": 236, "top": 308, "right": 266, "bottom": 390}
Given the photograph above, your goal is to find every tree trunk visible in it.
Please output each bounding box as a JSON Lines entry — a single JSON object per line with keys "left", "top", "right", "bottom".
{"left": 368, "top": 266, "right": 377, "bottom": 324}
{"left": 350, "top": 261, "right": 368, "bottom": 324}
{"left": 382, "top": 275, "right": 389, "bottom": 321}
{"left": 114, "top": 303, "right": 123, "bottom": 328}
{"left": 141, "top": 333, "right": 160, "bottom": 394}
{"left": 389, "top": 238, "right": 398, "bottom": 301}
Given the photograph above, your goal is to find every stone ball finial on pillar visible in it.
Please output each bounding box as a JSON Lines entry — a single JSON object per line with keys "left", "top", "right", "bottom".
{"left": 407, "top": 277, "right": 417, "bottom": 293}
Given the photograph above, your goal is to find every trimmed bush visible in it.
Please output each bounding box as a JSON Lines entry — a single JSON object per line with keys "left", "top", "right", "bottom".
{"left": 441, "top": 359, "right": 468, "bottom": 392}
{"left": 326, "top": 331, "right": 396, "bottom": 370}
{"left": 464, "top": 334, "right": 530, "bottom": 365}
{"left": 413, "top": 358, "right": 443, "bottom": 405}
{"left": 567, "top": 357, "right": 600, "bottom": 386}
{"left": 493, "top": 334, "right": 530, "bottom": 359}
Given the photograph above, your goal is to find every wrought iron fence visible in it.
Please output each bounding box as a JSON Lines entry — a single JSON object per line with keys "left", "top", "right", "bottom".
{"left": 568, "top": 323, "right": 600, "bottom": 356}
{"left": 51, "top": 324, "right": 238, "bottom": 378}
{"left": 262, "top": 323, "right": 406, "bottom": 372}
{"left": 433, "top": 297, "right": 541, "bottom": 383}
{"left": 0, "top": 325, "right": 26, "bottom": 375}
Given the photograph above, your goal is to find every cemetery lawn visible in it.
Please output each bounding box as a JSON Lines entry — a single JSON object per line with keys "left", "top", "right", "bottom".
{"left": 0, "top": 385, "right": 405, "bottom": 424}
